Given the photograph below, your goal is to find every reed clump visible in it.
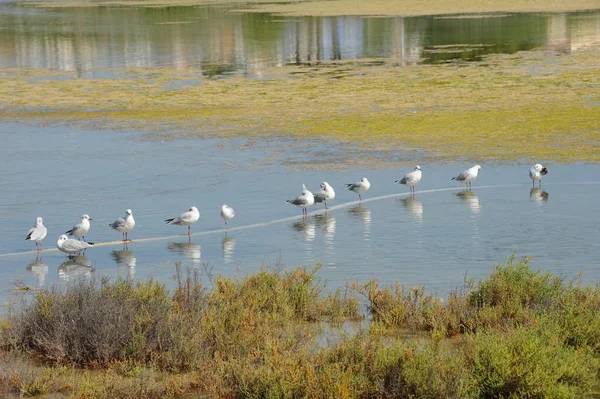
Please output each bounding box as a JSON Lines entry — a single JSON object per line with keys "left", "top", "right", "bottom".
{"left": 1, "top": 258, "right": 599, "bottom": 398}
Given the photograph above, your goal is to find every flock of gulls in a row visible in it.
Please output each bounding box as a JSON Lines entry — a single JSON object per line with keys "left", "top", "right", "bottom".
{"left": 24, "top": 163, "right": 549, "bottom": 257}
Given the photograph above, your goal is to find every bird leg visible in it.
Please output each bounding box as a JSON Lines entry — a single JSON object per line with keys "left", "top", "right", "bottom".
{"left": 188, "top": 226, "right": 191, "bottom": 236}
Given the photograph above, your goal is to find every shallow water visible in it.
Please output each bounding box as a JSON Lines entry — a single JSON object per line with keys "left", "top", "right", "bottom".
{"left": 0, "top": 4, "right": 598, "bottom": 74}
{"left": 1, "top": 123, "right": 599, "bottom": 310}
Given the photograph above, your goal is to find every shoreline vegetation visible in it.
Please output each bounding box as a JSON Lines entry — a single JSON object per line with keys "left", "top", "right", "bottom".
{"left": 1, "top": 257, "right": 599, "bottom": 398}
{"left": 17, "top": 0, "right": 600, "bottom": 16}
{"left": 1, "top": 47, "right": 599, "bottom": 166}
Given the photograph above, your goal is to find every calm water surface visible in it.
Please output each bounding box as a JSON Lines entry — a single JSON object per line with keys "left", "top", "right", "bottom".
{"left": 0, "top": 123, "right": 599, "bottom": 309}
{"left": 0, "top": 4, "right": 599, "bottom": 74}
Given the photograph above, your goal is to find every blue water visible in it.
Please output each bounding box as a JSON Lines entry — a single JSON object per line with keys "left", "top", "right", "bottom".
{"left": 1, "top": 123, "right": 599, "bottom": 310}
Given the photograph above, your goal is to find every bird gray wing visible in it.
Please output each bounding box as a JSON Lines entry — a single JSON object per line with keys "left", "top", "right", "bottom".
{"left": 110, "top": 217, "right": 126, "bottom": 229}
{"left": 179, "top": 210, "right": 197, "bottom": 223}
{"left": 288, "top": 197, "right": 308, "bottom": 206}
{"left": 62, "top": 239, "right": 92, "bottom": 252}
{"left": 345, "top": 183, "right": 358, "bottom": 191}
{"left": 28, "top": 225, "right": 46, "bottom": 241}
{"left": 25, "top": 226, "right": 35, "bottom": 240}
{"left": 454, "top": 171, "right": 469, "bottom": 181}
{"left": 313, "top": 193, "right": 327, "bottom": 203}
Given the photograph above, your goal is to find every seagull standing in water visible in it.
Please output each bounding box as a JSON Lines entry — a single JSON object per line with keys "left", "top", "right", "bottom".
{"left": 25, "top": 217, "right": 47, "bottom": 251}
{"left": 287, "top": 184, "right": 314, "bottom": 216}
{"left": 395, "top": 165, "right": 422, "bottom": 194}
{"left": 65, "top": 214, "right": 92, "bottom": 241}
{"left": 57, "top": 234, "right": 93, "bottom": 256}
{"left": 165, "top": 206, "right": 200, "bottom": 236}
{"left": 529, "top": 164, "right": 548, "bottom": 187}
{"left": 345, "top": 177, "right": 370, "bottom": 201}
{"left": 220, "top": 204, "right": 235, "bottom": 227}
{"left": 452, "top": 165, "right": 481, "bottom": 190}
{"left": 313, "top": 182, "right": 335, "bottom": 210}
{"left": 109, "top": 209, "right": 135, "bottom": 242}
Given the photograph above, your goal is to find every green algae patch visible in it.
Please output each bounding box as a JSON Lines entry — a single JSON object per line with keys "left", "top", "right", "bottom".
{"left": 1, "top": 48, "right": 599, "bottom": 165}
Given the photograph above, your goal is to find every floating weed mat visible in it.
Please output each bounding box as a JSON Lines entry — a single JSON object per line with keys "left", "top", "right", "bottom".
{"left": 1, "top": 48, "right": 599, "bottom": 165}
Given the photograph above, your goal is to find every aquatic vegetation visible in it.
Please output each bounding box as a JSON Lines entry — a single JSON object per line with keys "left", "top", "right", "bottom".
{"left": 1, "top": 258, "right": 599, "bottom": 398}
{"left": 1, "top": 48, "right": 598, "bottom": 165}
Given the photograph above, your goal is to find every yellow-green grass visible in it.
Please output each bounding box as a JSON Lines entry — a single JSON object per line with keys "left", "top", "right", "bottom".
{"left": 19, "top": 0, "right": 600, "bottom": 16}
{"left": 1, "top": 48, "right": 599, "bottom": 165}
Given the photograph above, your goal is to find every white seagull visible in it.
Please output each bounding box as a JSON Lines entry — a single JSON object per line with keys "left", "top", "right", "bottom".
{"left": 395, "top": 165, "right": 422, "bottom": 194}
{"left": 344, "top": 177, "right": 370, "bottom": 201}
{"left": 313, "top": 182, "right": 335, "bottom": 210}
{"left": 529, "top": 164, "right": 548, "bottom": 187}
{"left": 57, "top": 234, "right": 93, "bottom": 256}
{"left": 165, "top": 206, "right": 200, "bottom": 236}
{"left": 25, "top": 217, "right": 47, "bottom": 251}
{"left": 452, "top": 165, "right": 481, "bottom": 190}
{"left": 65, "top": 214, "right": 92, "bottom": 241}
{"left": 287, "top": 184, "right": 315, "bottom": 216}
{"left": 220, "top": 204, "right": 235, "bottom": 227}
{"left": 109, "top": 209, "right": 136, "bottom": 242}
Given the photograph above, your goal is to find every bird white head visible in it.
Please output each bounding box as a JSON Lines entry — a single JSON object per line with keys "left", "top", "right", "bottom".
{"left": 190, "top": 206, "right": 199, "bottom": 212}
{"left": 58, "top": 234, "right": 68, "bottom": 242}
{"left": 414, "top": 165, "right": 421, "bottom": 171}
{"left": 126, "top": 209, "right": 133, "bottom": 216}
{"left": 533, "top": 163, "right": 543, "bottom": 172}
{"left": 361, "top": 177, "right": 369, "bottom": 183}
{"left": 474, "top": 165, "right": 482, "bottom": 170}
{"left": 36, "top": 217, "right": 44, "bottom": 225}
{"left": 82, "top": 214, "right": 92, "bottom": 221}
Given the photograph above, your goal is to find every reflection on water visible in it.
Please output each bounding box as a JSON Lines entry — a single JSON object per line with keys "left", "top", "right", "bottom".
{"left": 348, "top": 205, "right": 371, "bottom": 238}
{"left": 530, "top": 187, "right": 549, "bottom": 204}
{"left": 58, "top": 256, "right": 94, "bottom": 281}
{"left": 222, "top": 235, "right": 236, "bottom": 264}
{"left": 112, "top": 247, "right": 137, "bottom": 279}
{"left": 167, "top": 241, "right": 202, "bottom": 265}
{"left": 290, "top": 218, "right": 316, "bottom": 242}
{"left": 0, "top": 6, "right": 598, "bottom": 73}
{"left": 314, "top": 213, "right": 336, "bottom": 243}
{"left": 399, "top": 196, "right": 423, "bottom": 223}
{"left": 26, "top": 255, "right": 48, "bottom": 287}
{"left": 456, "top": 190, "right": 481, "bottom": 214}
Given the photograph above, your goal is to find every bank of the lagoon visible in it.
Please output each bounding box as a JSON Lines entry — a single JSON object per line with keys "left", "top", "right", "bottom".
{"left": 16, "top": 0, "right": 600, "bottom": 16}
{"left": 1, "top": 259, "right": 599, "bottom": 398}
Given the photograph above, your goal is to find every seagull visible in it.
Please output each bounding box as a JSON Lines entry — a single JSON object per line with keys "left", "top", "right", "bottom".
{"left": 57, "top": 234, "right": 93, "bottom": 256}
{"left": 529, "top": 164, "right": 548, "bottom": 187}
{"left": 395, "top": 165, "right": 422, "bottom": 194}
{"left": 25, "top": 217, "right": 47, "bottom": 251}
{"left": 287, "top": 183, "right": 315, "bottom": 216}
{"left": 344, "top": 177, "right": 370, "bottom": 201}
{"left": 65, "top": 214, "right": 92, "bottom": 241}
{"left": 165, "top": 206, "right": 200, "bottom": 236}
{"left": 313, "top": 182, "right": 335, "bottom": 210}
{"left": 220, "top": 204, "right": 235, "bottom": 227}
{"left": 452, "top": 165, "right": 481, "bottom": 190}
{"left": 109, "top": 209, "right": 135, "bottom": 242}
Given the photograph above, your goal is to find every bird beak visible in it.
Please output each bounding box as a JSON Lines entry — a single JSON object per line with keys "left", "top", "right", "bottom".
{"left": 88, "top": 218, "right": 93, "bottom": 221}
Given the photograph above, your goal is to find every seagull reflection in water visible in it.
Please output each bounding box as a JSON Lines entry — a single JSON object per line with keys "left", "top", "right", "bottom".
{"left": 58, "top": 255, "right": 94, "bottom": 281}
{"left": 222, "top": 235, "right": 236, "bottom": 264}
{"left": 314, "top": 213, "right": 336, "bottom": 242}
{"left": 348, "top": 204, "right": 371, "bottom": 226}
{"left": 26, "top": 255, "right": 48, "bottom": 287}
{"left": 456, "top": 190, "right": 481, "bottom": 214}
{"left": 530, "top": 187, "right": 549, "bottom": 204}
{"left": 112, "top": 245, "right": 137, "bottom": 279}
{"left": 290, "top": 218, "right": 316, "bottom": 242}
{"left": 167, "top": 240, "right": 202, "bottom": 265}
{"left": 398, "top": 196, "right": 423, "bottom": 223}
